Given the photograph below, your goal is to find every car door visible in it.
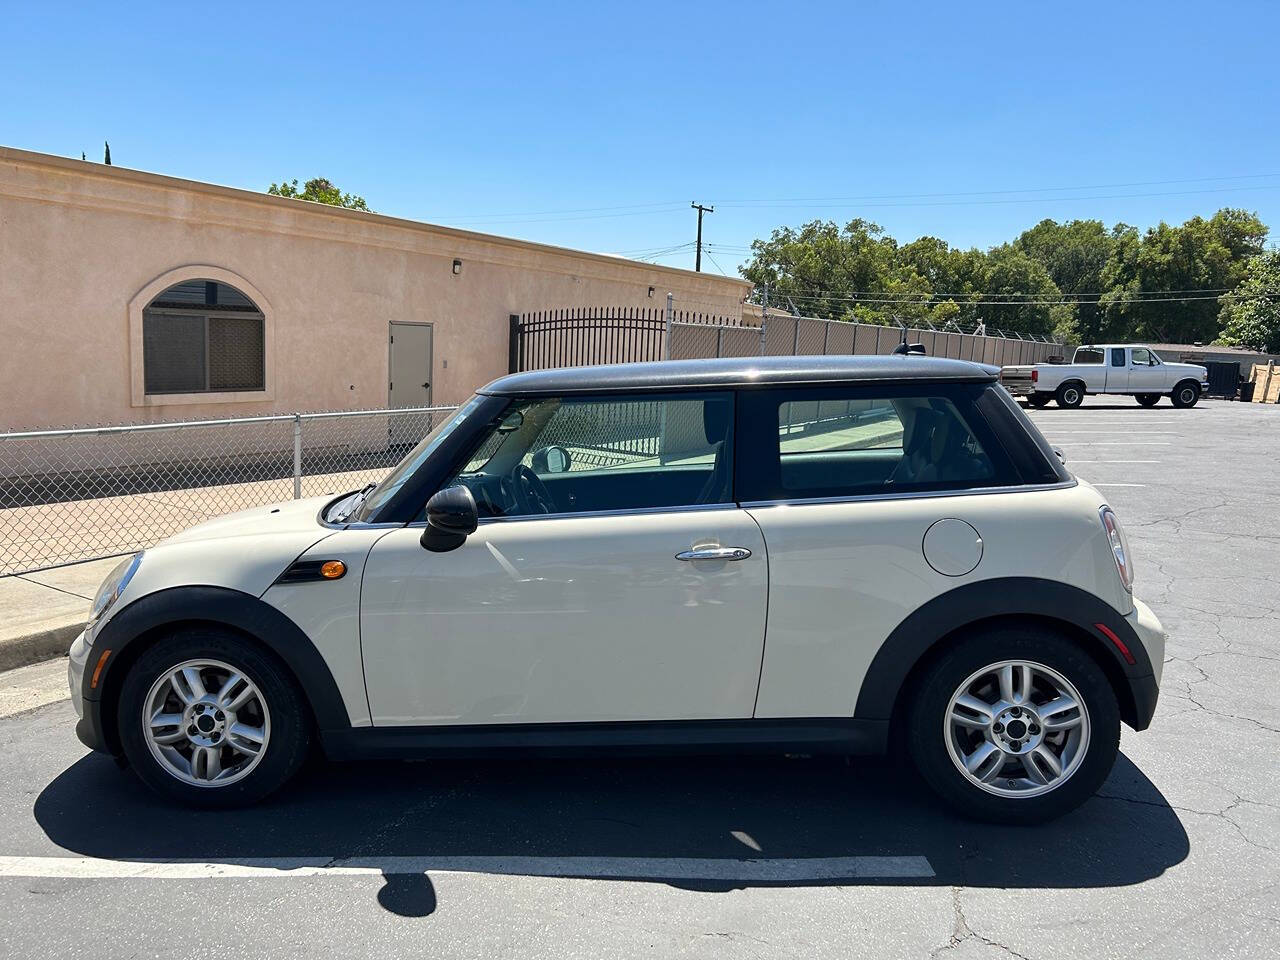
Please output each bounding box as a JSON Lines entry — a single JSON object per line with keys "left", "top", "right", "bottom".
{"left": 1105, "top": 347, "right": 1129, "bottom": 393}
{"left": 736, "top": 383, "right": 1027, "bottom": 718}
{"left": 1127, "top": 347, "right": 1165, "bottom": 392}
{"left": 359, "top": 391, "right": 768, "bottom": 726}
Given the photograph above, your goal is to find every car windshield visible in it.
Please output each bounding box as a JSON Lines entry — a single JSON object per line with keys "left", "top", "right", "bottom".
{"left": 352, "top": 395, "right": 485, "bottom": 522}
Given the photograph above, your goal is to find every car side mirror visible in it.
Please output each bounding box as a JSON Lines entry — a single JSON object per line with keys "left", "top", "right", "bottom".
{"left": 1149, "top": 357, "right": 1156, "bottom": 366}
{"left": 531, "top": 445, "right": 572, "bottom": 475}
{"left": 420, "top": 485, "right": 478, "bottom": 552}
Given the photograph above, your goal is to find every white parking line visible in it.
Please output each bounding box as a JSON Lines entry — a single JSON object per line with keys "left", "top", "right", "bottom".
{"left": 1090, "top": 483, "right": 1148, "bottom": 488}
{"left": 1049, "top": 442, "right": 1172, "bottom": 448}
{"left": 1068, "top": 460, "right": 1162, "bottom": 464}
{"left": 0, "top": 854, "right": 935, "bottom": 882}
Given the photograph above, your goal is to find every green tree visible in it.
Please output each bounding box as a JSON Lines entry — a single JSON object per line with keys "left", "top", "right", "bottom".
{"left": 268, "top": 177, "right": 370, "bottom": 211}
{"left": 740, "top": 219, "right": 912, "bottom": 323}
{"left": 1014, "top": 219, "right": 1118, "bottom": 342}
{"left": 1099, "top": 209, "right": 1266, "bottom": 343}
{"left": 1216, "top": 250, "right": 1280, "bottom": 352}
{"left": 979, "top": 244, "right": 1071, "bottom": 339}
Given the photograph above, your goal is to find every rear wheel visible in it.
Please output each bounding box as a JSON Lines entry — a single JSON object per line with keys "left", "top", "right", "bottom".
{"left": 907, "top": 625, "right": 1120, "bottom": 824}
{"left": 1026, "top": 393, "right": 1051, "bottom": 408}
{"left": 1055, "top": 382, "right": 1084, "bottom": 408}
{"left": 1135, "top": 393, "right": 1161, "bottom": 407}
{"left": 117, "top": 627, "right": 311, "bottom": 807}
{"left": 1170, "top": 382, "right": 1200, "bottom": 408}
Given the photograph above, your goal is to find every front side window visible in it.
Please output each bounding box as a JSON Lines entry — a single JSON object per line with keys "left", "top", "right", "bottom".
{"left": 441, "top": 393, "right": 734, "bottom": 519}
{"left": 143, "top": 280, "right": 264, "bottom": 394}
{"left": 739, "top": 384, "right": 1015, "bottom": 502}
{"left": 1130, "top": 347, "right": 1153, "bottom": 365}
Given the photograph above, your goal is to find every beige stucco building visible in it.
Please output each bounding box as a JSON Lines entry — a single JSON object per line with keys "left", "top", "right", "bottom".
{"left": 0, "top": 146, "right": 749, "bottom": 430}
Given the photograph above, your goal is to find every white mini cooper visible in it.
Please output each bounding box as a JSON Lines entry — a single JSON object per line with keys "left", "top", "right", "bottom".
{"left": 69, "top": 356, "right": 1165, "bottom": 823}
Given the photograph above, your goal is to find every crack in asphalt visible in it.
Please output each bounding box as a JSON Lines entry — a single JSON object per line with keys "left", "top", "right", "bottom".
{"left": 930, "top": 886, "right": 1038, "bottom": 960}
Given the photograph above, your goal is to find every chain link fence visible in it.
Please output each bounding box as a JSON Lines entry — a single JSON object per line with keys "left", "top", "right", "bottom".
{"left": 670, "top": 313, "right": 1062, "bottom": 366}
{"left": 0, "top": 406, "right": 457, "bottom": 576}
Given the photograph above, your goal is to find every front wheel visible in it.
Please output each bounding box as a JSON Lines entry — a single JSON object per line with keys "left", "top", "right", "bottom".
{"left": 117, "top": 628, "right": 311, "bottom": 807}
{"left": 907, "top": 625, "right": 1120, "bottom": 824}
{"left": 1170, "top": 382, "right": 1200, "bottom": 408}
{"left": 1135, "top": 393, "right": 1161, "bottom": 407}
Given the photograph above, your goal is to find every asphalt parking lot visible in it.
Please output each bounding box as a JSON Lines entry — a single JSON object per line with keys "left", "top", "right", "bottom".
{"left": 0, "top": 396, "right": 1277, "bottom": 959}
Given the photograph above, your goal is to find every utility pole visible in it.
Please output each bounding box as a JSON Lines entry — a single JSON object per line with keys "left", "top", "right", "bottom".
{"left": 691, "top": 202, "right": 714, "bottom": 272}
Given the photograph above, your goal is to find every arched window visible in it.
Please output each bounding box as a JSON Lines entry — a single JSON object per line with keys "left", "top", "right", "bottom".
{"left": 143, "top": 279, "right": 265, "bottom": 394}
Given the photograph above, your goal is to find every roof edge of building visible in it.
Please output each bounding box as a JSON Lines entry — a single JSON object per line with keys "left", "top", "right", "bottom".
{"left": 0, "top": 145, "right": 751, "bottom": 293}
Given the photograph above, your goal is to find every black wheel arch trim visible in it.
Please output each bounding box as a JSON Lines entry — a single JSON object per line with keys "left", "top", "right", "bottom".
{"left": 81, "top": 585, "right": 352, "bottom": 756}
{"left": 854, "top": 577, "right": 1157, "bottom": 731}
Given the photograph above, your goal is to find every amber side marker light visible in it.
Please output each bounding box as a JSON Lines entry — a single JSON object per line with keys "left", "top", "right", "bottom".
{"left": 1094, "top": 622, "right": 1136, "bottom": 666}
{"left": 320, "top": 560, "right": 346, "bottom": 579}
{"left": 90, "top": 649, "right": 112, "bottom": 689}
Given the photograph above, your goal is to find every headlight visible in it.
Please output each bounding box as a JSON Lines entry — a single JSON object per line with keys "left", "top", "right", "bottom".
{"left": 88, "top": 552, "right": 143, "bottom": 625}
{"left": 1099, "top": 507, "right": 1133, "bottom": 593}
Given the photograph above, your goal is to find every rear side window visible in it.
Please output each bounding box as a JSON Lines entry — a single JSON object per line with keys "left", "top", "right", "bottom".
{"left": 1111, "top": 348, "right": 1126, "bottom": 367}
{"left": 739, "top": 383, "right": 1020, "bottom": 502}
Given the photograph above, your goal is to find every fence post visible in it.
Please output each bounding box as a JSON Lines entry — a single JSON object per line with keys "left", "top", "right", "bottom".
{"left": 663, "top": 293, "right": 673, "bottom": 360}
{"left": 292, "top": 414, "right": 303, "bottom": 499}
{"left": 508, "top": 314, "right": 521, "bottom": 373}
{"left": 791, "top": 316, "right": 800, "bottom": 355}
{"left": 716, "top": 326, "right": 725, "bottom": 358}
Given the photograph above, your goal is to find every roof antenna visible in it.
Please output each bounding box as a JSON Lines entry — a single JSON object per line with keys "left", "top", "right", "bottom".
{"left": 891, "top": 322, "right": 926, "bottom": 356}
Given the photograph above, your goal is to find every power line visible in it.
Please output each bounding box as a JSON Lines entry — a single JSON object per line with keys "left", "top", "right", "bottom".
{"left": 703, "top": 250, "right": 730, "bottom": 276}
{"left": 715, "top": 173, "right": 1280, "bottom": 206}
{"left": 427, "top": 173, "right": 1280, "bottom": 226}
{"left": 772, "top": 290, "right": 1266, "bottom": 307}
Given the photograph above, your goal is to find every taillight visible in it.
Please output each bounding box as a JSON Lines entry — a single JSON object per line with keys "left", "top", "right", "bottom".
{"left": 1100, "top": 506, "right": 1133, "bottom": 592}
{"left": 1031, "top": 369, "right": 1038, "bottom": 383}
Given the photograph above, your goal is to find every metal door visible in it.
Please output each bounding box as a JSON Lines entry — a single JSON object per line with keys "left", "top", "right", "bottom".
{"left": 389, "top": 322, "right": 433, "bottom": 408}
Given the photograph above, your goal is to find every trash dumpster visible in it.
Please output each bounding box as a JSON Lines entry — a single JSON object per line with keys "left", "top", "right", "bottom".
{"left": 1203, "top": 361, "right": 1240, "bottom": 399}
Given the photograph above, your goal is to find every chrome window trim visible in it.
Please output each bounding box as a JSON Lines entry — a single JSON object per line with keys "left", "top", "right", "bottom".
{"left": 404, "top": 501, "right": 739, "bottom": 528}
{"left": 739, "top": 478, "right": 1077, "bottom": 509}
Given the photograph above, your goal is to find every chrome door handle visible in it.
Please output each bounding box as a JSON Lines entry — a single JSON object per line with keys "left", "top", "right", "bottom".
{"left": 675, "top": 547, "right": 752, "bottom": 561}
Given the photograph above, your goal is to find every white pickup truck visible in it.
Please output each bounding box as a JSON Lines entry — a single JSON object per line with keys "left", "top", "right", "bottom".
{"left": 1001, "top": 344, "right": 1210, "bottom": 409}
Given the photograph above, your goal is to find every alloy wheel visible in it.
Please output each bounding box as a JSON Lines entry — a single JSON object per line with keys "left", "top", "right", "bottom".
{"left": 142, "top": 659, "right": 272, "bottom": 787}
{"left": 943, "top": 659, "right": 1090, "bottom": 798}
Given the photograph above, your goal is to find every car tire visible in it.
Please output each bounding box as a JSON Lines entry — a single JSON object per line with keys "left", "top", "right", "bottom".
{"left": 1170, "top": 382, "right": 1200, "bottom": 408}
{"left": 1055, "top": 382, "right": 1084, "bottom": 408}
{"left": 907, "top": 624, "right": 1120, "bottom": 824}
{"left": 1135, "top": 393, "right": 1161, "bottom": 407}
{"left": 1026, "top": 393, "right": 1051, "bottom": 408}
{"left": 117, "top": 627, "right": 311, "bottom": 807}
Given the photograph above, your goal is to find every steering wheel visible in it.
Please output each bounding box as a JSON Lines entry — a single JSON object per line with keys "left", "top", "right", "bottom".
{"left": 509, "top": 464, "right": 555, "bottom": 515}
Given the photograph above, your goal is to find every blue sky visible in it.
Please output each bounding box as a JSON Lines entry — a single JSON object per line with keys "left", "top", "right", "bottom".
{"left": 5, "top": 1, "right": 1278, "bottom": 275}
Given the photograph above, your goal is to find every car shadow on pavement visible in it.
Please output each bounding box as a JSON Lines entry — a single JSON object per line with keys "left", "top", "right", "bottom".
{"left": 34, "top": 751, "right": 1189, "bottom": 917}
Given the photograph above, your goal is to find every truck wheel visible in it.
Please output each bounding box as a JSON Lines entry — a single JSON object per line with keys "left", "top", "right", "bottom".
{"left": 1170, "top": 382, "right": 1200, "bottom": 408}
{"left": 907, "top": 624, "right": 1120, "bottom": 824}
{"left": 1026, "top": 393, "right": 1051, "bottom": 408}
{"left": 1055, "top": 383, "right": 1084, "bottom": 408}
{"left": 1135, "top": 393, "right": 1161, "bottom": 407}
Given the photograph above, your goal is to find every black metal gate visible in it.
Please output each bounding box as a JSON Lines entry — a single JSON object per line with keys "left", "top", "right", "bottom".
{"left": 508, "top": 306, "right": 738, "bottom": 373}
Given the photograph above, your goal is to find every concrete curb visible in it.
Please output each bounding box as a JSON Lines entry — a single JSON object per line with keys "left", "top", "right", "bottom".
{"left": 0, "top": 619, "right": 84, "bottom": 673}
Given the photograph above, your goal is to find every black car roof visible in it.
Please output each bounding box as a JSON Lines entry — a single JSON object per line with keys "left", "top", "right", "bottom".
{"left": 480, "top": 354, "right": 1000, "bottom": 396}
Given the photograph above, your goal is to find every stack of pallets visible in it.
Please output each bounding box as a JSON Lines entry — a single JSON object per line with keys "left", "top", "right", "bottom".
{"left": 1250, "top": 361, "right": 1280, "bottom": 403}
